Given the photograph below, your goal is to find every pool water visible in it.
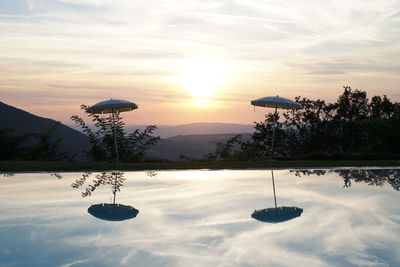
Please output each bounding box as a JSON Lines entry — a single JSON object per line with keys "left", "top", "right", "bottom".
{"left": 0, "top": 168, "right": 399, "bottom": 266}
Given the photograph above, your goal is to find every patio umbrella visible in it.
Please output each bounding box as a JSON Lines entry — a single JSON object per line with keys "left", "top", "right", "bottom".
{"left": 250, "top": 96, "right": 302, "bottom": 218}
{"left": 87, "top": 99, "right": 138, "bottom": 162}
{"left": 251, "top": 95, "right": 302, "bottom": 158}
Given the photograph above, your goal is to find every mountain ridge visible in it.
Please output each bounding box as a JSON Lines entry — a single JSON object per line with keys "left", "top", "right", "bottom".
{"left": 0, "top": 101, "right": 89, "bottom": 158}
{"left": 68, "top": 122, "right": 254, "bottom": 138}
{"left": 1, "top": 102, "right": 254, "bottom": 161}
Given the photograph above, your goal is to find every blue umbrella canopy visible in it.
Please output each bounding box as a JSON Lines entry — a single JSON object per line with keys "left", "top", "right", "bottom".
{"left": 88, "top": 203, "right": 139, "bottom": 221}
{"left": 87, "top": 99, "right": 138, "bottom": 114}
{"left": 251, "top": 96, "right": 302, "bottom": 110}
{"left": 252, "top": 206, "right": 303, "bottom": 223}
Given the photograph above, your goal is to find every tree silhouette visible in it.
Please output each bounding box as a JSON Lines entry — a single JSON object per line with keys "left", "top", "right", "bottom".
{"left": 71, "top": 104, "right": 159, "bottom": 161}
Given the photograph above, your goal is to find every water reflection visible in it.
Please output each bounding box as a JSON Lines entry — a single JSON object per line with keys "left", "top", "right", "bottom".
{"left": 252, "top": 170, "right": 303, "bottom": 223}
{"left": 0, "top": 169, "right": 399, "bottom": 266}
{"left": 72, "top": 171, "right": 139, "bottom": 221}
{"left": 292, "top": 168, "right": 400, "bottom": 191}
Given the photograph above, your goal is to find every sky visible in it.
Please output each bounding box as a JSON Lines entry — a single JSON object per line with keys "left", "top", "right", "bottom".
{"left": 1, "top": 0, "right": 400, "bottom": 125}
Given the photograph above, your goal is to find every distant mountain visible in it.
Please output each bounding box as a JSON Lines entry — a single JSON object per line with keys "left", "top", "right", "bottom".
{"left": 1, "top": 102, "right": 254, "bottom": 161}
{"left": 147, "top": 133, "right": 251, "bottom": 160}
{"left": 0, "top": 102, "right": 89, "bottom": 158}
{"left": 153, "top": 123, "right": 254, "bottom": 138}
{"left": 67, "top": 122, "right": 254, "bottom": 160}
{"left": 69, "top": 122, "right": 255, "bottom": 138}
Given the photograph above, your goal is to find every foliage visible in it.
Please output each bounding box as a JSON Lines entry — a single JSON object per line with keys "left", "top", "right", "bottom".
{"left": 71, "top": 104, "right": 160, "bottom": 161}
{"left": 24, "top": 122, "right": 67, "bottom": 160}
{"left": 0, "top": 128, "right": 27, "bottom": 160}
{"left": 213, "top": 86, "right": 400, "bottom": 160}
{"left": 204, "top": 134, "right": 244, "bottom": 160}
{"left": 0, "top": 123, "right": 68, "bottom": 161}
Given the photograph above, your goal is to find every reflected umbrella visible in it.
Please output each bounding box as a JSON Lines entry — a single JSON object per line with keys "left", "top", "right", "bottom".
{"left": 252, "top": 206, "right": 303, "bottom": 223}
{"left": 72, "top": 171, "right": 139, "bottom": 221}
{"left": 252, "top": 170, "right": 303, "bottom": 223}
{"left": 88, "top": 203, "right": 138, "bottom": 221}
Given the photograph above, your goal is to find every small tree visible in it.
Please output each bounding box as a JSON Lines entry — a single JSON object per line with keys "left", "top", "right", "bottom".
{"left": 71, "top": 104, "right": 160, "bottom": 161}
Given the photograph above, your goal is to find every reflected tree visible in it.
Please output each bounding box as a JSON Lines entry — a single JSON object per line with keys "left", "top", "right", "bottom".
{"left": 1, "top": 172, "right": 15, "bottom": 178}
{"left": 146, "top": 171, "right": 158, "bottom": 178}
{"left": 71, "top": 172, "right": 125, "bottom": 201}
{"left": 71, "top": 171, "right": 137, "bottom": 221}
{"left": 291, "top": 169, "right": 400, "bottom": 191}
{"left": 0, "top": 172, "right": 15, "bottom": 178}
{"left": 50, "top": 173, "right": 62, "bottom": 179}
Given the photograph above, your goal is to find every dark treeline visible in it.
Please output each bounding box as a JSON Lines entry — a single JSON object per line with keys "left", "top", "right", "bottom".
{"left": 209, "top": 86, "right": 400, "bottom": 160}
{"left": 0, "top": 122, "right": 70, "bottom": 161}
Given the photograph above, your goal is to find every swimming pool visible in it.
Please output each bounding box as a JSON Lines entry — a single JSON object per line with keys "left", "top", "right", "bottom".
{"left": 1, "top": 168, "right": 399, "bottom": 266}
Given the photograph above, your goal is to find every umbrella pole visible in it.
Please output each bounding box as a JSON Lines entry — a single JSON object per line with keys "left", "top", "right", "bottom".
{"left": 113, "top": 172, "right": 117, "bottom": 205}
{"left": 270, "top": 106, "right": 277, "bottom": 158}
{"left": 111, "top": 109, "right": 119, "bottom": 162}
{"left": 271, "top": 170, "right": 278, "bottom": 215}
{"left": 112, "top": 172, "right": 117, "bottom": 215}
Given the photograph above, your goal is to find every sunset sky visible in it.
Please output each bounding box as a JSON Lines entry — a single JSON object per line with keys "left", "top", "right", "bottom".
{"left": 1, "top": 0, "right": 399, "bottom": 125}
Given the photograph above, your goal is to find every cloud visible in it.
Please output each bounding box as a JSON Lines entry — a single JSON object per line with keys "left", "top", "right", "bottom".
{"left": 1, "top": 0, "right": 400, "bottom": 123}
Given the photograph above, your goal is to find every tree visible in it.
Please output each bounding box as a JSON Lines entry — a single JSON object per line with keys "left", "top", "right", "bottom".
{"left": 71, "top": 104, "right": 160, "bottom": 161}
{"left": 206, "top": 134, "right": 244, "bottom": 160}
{"left": 216, "top": 86, "right": 400, "bottom": 160}
{"left": 0, "top": 123, "right": 68, "bottom": 161}
{"left": 25, "top": 122, "right": 67, "bottom": 161}
{"left": 0, "top": 128, "right": 27, "bottom": 160}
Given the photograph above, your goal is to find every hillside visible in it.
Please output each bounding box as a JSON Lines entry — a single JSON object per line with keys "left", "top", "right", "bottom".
{"left": 0, "top": 102, "right": 253, "bottom": 161}
{"left": 147, "top": 133, "right": 251, "bottom": 160}
{"left": 0, "top": 102, "right": 89, "bottom": 158}
{"left": 143, "top": 123, "right": 254, "bottom": 138}
{"left": 69, "top": 122, "right": 254, "bottom": 138}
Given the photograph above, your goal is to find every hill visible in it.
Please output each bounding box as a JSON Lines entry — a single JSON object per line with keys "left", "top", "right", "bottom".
{"left": 69, "top": 122, "right": 254, "bottom": 138}
{"left": 126, "top": 122, "right": 254, "bottom": 138}
{"left": 1, "top": 102, "right": 254, "bottom": 161}
{"left": 147, "top": 133, "right": 251, "bottom": 160}
{"left": 0, "top": 102, "right": 89, "bottom": 159}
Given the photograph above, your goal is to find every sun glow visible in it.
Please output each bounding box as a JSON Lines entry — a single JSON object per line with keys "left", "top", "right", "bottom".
{"left": 179, "top": 59, "right": 225, "bottom": 100}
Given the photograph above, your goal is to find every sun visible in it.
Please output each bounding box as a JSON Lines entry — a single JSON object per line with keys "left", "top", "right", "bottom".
{"left": 179, "top": 58, "right": 225, "bottom": 99}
